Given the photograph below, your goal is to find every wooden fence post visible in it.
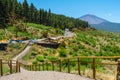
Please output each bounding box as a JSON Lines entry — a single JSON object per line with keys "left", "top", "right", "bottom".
{"left": 34, "top": 64, "right": 36, "bottom": 71}
{"left": 78, "top": 58, "right": 81, "bottom": 75}
{"left": 18, "top": 62, "right": 20, "bottom": 72}
{"left": 93, "top": 58, "right": 96, "bottom": 79}
{"left": 68, "top": 59, "right": 70, "bottom": 73}
{"left": 39, "top": 64, "right": 41, "bottom": 71}
{"left": 0, "top": 59, "right": 3, "bottom": 76}
{"left": 59, "top": 60, "right": 61, "bottom": 72}
{"left": 33, "top": 65, "right": 35, "bottom": 71}
{"left": 46, "top": 62, "right": 48, "bottom": 71}
{"left": 52, "top": 61, "right": 54, "bottom": 71}
{"left": 10, "top": 60, "right": 12, "bottom": 74}
{"left": 116, "top": 60, "right": 120, "bottom": 80}
{"left": 35, "top": 64, "right": 37, "bottom": 71}
{"left": 16, "top": 60, "right": 18, "bottom": 72}
{"left": 32, "top": 65, "right": 34, "bottom": 70}
{"left": 29, "top": 65, "right": 31, "bottom": 71}
{"left": 42, "top": 63, "right": 44, "bottom": 71}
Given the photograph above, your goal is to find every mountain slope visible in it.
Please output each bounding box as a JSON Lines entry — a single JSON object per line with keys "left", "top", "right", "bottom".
{"left": 80, "top": 14, "right": 109, "bottom": 24}
{"left": 80, "top": 14, "right": 120, "bottom": 33}
{"left": 91, "top": 22, "right": 120, "bottom": 33}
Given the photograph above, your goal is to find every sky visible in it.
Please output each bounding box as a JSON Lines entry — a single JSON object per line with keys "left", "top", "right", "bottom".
{"left": 18, "top": 0, "right": 120, "bottom": 23}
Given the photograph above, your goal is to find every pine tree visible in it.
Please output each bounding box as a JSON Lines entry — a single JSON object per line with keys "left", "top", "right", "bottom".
{"left": 14, "top": 0, "right": 20, "bottom": 15}
{"left": 48, "top": 9, "right": 51, "bottom": 26}
{"left": 23, "top": 0, "right": 29, "bottom": 19}
{"left": 0, "top": 0, "right": 8, "bottom": 28}
{"left": 39, "top": 9, "right": 44, "bottom": 24}
{"left": 18, "top": 2, "right": 23, "bottom": 17}
{"left": 29, "top": 3, "right": 37, "bottom": 22}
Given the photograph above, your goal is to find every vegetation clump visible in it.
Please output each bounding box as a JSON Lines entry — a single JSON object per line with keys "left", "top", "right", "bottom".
{"left": 36, "top": 55, "right": 45, "bottom": 62}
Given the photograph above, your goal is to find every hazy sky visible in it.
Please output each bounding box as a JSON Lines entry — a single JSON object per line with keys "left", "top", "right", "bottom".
{"left": 18, "top": 0, "right": 120, "bottom": 23}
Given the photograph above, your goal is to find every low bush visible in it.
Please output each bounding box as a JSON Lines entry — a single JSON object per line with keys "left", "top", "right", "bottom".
{"left": 47, "top": 56, "right": 58, "bottom": 61}
{"left": 36, "top": 55, "right": 45, "bottom": 62}
{"left": 31, "top": 51, "right": 37, "bottom": 56}
{"left": 59, "top": 48, "right": 67, "bottom": 57}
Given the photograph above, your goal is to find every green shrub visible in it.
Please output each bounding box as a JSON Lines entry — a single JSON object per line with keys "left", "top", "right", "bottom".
{"left": 9, "top": 43, "right": 20, "bottom": 49}
{"left": 31, "top": 51, "right": 37, "bottom": 56}
{"left": 59, "top": 48, "right": 67, "bottom": 57}
{"left": 47, "top": 56, "right": 58, "bottom": 61}
{"left": 36, "top": 55, "right": 45, "bottom": 62}
{"left": 43, "top": 52, "right": 48, "bottom": 56}
{"left": 32, "top": 60, "right": 38, "bottom": 64}
{"left": 42, "top": 31, "right": 48, "bottom": 38}
{"left": 78, "top": 44, "right": 85, "bottom": 49}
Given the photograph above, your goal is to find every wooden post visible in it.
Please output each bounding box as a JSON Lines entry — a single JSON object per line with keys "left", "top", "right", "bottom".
{"left": 68, "top": 59, "right": 70, "bottom": 73}
{"left": 29, "top": 65, "right": 31, "bottom": 71}
{"left": 26, "top": 65, "right": 28, "bottom": 70}
{"left": 35, "top": 64, "right": 37, "bottom": 71}
{"left": 31, "top": 65, "right": 33, "bottom": 71}
{"left": 46, "top": 62, "right": 48, "bottom": 71}
{"left": 78, "top": 58, "right": 81, "bottom": 75}
{"left": 93, "top": 58, "right": 96, "bottom": 79}
{"left": 34, "top": 65, "right": 36, "bottom": 71}
{"left": 52, "top": 61, "right": 54, "bottom": 71}
{"left": 32, "top": 65, "right": 34, "bottom": 71}
{"left": 32, "top": 64, "right": 34, "bottom": 71}
{"left": 42, "top": 63, "right": 44, "bottom": 71}
{"left": 59, "top": 60, "right": 61, "bottom": 72}
{"left": 10, "top": 60, "right": 12, "bottom": 74}
{"left": 39, "top": 64, "right": 41, "bottom": 71}
{"left": 0, "top": 59, "right": 3, "bottom": 76}
{"left": 18, "top": 62, "right": 20, "bottom": 72}
{"left": 116, "top": 60, "right": 120, "bottom": 80}
{"left": 16, "top": 60, "right": 18, "bottom": 72}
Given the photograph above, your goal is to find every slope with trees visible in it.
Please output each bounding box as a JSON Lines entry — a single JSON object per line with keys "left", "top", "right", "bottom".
{"left": 0, "top": 0, "right": 89, "bottom": 30}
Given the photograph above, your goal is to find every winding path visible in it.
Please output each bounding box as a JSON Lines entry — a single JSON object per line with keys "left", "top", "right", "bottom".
{"left": 13, "top": 44, "right": 31, "bottom": 61}
{"left": 0, "top": 37, "right": 93, "bottom": 80}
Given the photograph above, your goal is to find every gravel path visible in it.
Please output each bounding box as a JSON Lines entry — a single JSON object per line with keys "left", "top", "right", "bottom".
{"left": 12, "top": 44, "right": 31, "bottom": 61}
{"left": 0, "top": 38, "right": 93, "bottom": 80}
{"left": 0, "top": 71, "right": 93, "bottom": 80}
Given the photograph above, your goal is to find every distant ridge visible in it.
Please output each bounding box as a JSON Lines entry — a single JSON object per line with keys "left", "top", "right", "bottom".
{"left": 79, "top": 14, "right": 109, "bottom": 24}
{"left": 79, "top": 14, "right": 120, "bottom": 33}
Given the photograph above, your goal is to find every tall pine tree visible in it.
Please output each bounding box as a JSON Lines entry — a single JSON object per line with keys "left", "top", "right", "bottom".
{"left": 29, "top": 3, "right": 37, "bottom": 22}
{"left": 0, "top": 0, "right": 8, "bottom": 28}
{"left": 23, "top": 0, "right": 29, "bottom": 19}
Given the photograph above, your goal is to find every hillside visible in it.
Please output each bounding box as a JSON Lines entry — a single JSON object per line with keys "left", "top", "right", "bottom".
{"left": 0, "top": 23, "right": 64, "bottom": 60}
{"left": 91, "top": 22, "right": 120, "bottom": 33}
{"left": 0, "top": 23, "right": 120, "bottom": 79}
{"left": 0, "top": 23, "right": 63, "bottom": 41}
{"left": 1, "top": 23, "right": 120, "bottom": 60}
{"left": 20, "top": 24, "right": 120, "bottom": 79}
{"left": 23, "top": 26, "right": 120, "bottom": 62}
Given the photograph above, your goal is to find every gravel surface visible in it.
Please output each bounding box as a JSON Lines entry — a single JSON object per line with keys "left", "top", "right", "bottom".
{"left": 0, "top": 71, "right": 93, "bottom": 80}
{"left": 1, "top": 39, "right": 93, "bottom": 80}
{"left": 12, "top": 45, "right": 31, "bottom": 61}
